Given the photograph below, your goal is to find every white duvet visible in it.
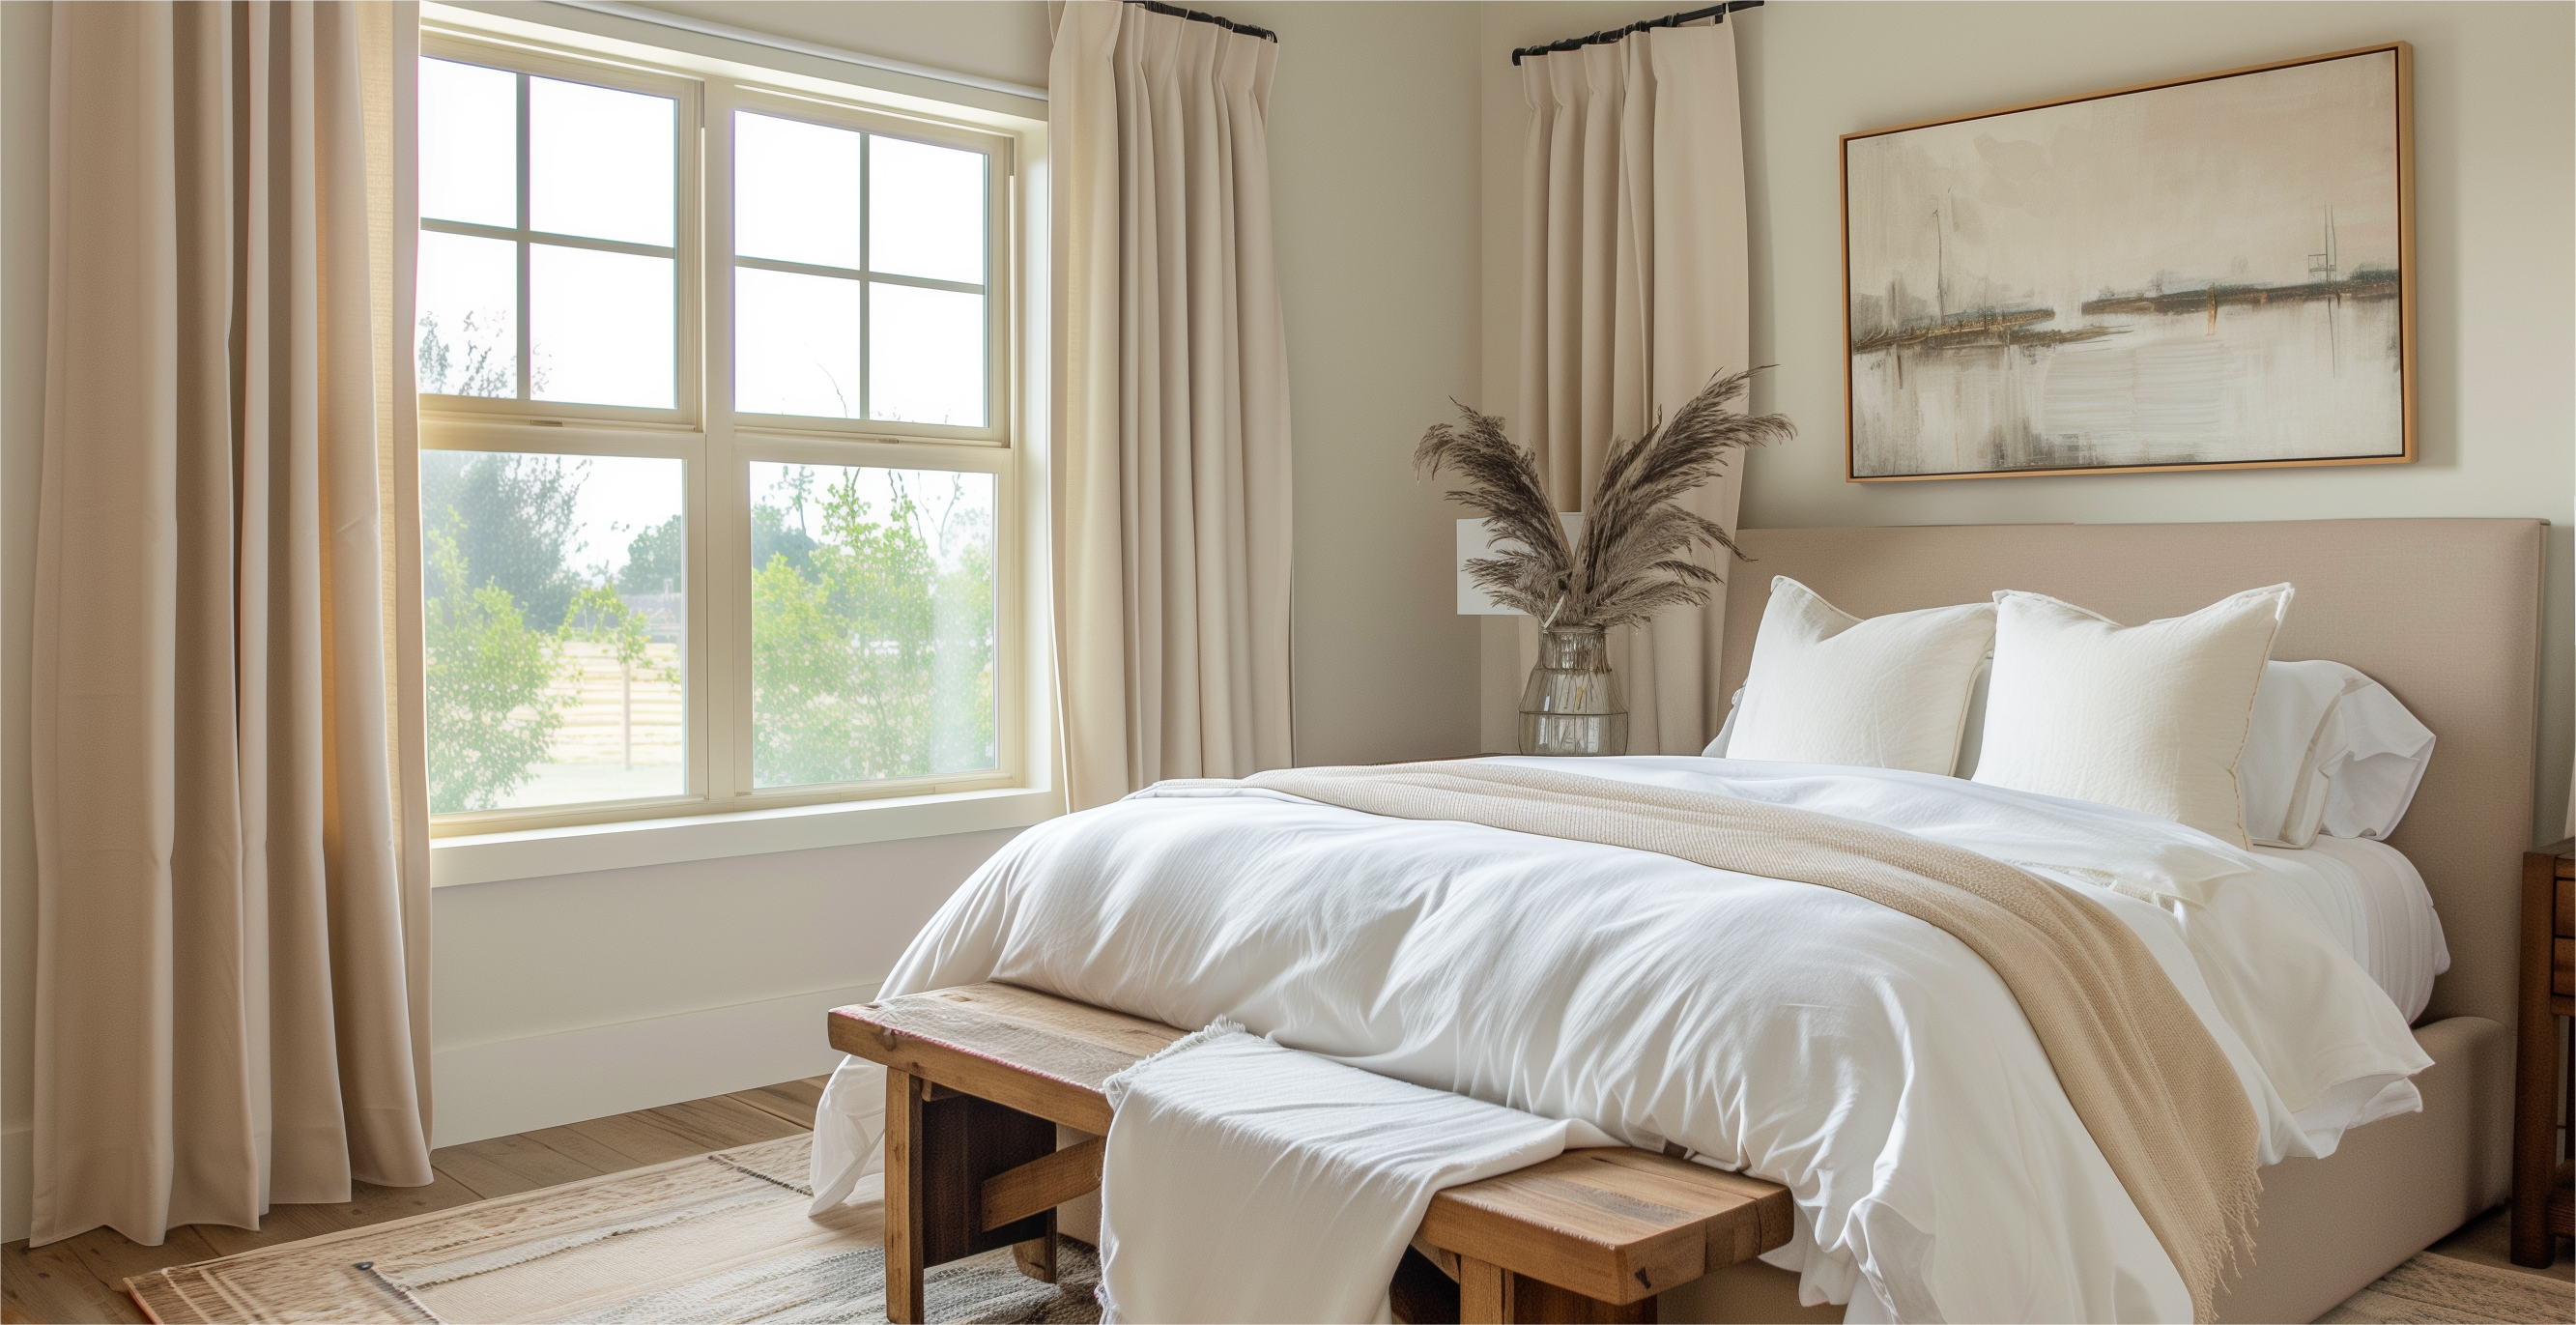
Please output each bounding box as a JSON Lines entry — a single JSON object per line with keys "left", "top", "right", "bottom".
{"left": 813, "top": 757, "right": 2433, "bottom": 1322}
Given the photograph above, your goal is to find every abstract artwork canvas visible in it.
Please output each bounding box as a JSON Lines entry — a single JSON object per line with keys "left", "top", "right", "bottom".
{"left": 1842, "top": 44, "right": 2414, "bottom": 480}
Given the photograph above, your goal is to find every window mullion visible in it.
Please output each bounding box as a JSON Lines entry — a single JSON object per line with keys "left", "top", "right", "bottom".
{"left": 985, "top": 147, "right": 997, "bottom": 434}
{"left": 705, "top": 87, "right": 741, "bottom": 806}
{"left": 724, "top": 258, "right": 976, "bottom": 295}
{"left": 515, "top": 72, "right": 532, "bottom": 403}
{"left": 857, "top": 130, "right": 870, "bottom": 424}
{"left": 530, "top": 229, "right": 676, "bottom": 261}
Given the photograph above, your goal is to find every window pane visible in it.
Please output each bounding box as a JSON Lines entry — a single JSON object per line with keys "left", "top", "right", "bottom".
{"left": 869, "top": 136, "right": 985, "bottom": 285}
{"left": 735, "top": 112, "right": 862, "bottom": 270}
{"left": 423, "top": 450, "right": 687, "bottom": 813}
{"left": 869, "top": 283, "right": 985, "bottom": 427}
{"left": 735, "top": 267, "right": 860, "bottom": 418}
{"left": 416, "top": 230, "right": 517, "bottom": 397}
{"left": 529, "top": 75, "right": 674, "bottom": 247}
{"left": 420, "top": 58, "right": 517, "bottom": 228}
{"left": 749, "top": 463, "right": 996, "bottom": 788}
{"left": 531, "top": 245, "right": 673, "bottom": 408}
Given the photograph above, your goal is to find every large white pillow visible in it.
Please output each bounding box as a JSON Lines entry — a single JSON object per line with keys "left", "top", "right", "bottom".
{"left": 1953, "top": 656, "right": 2437, "bottom": 847}
{"left": 1723, "top": 577, "right": 1996, "bottom": 775}
{"left": 1973, "top": 585, "right": 2294, "bottom": 848}
{"left": 2240, "top": 660, "right": 2435, "bottom": 847}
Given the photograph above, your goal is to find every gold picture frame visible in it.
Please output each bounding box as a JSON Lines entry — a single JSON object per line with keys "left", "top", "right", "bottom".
{"left": 1841, "top": 43, "right": 2417, "bottom": 482}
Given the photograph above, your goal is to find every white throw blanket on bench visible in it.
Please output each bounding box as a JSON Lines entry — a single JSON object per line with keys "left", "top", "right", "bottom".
{"left": 1095, "top": 1020, "right": 1615, "bottom": 1324}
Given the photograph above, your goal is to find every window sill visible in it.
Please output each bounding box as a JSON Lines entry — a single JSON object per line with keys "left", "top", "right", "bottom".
{"left": 427, "top": 784, "right": 1063, "bottom": 887}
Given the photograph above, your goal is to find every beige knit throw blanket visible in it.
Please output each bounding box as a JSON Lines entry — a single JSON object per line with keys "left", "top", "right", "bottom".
{"left": 1229, "top": 761, "right": 2260, "bottom": 1321}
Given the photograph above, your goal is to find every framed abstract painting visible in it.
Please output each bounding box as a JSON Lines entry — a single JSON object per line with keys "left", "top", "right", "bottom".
{"left": 1841, "top": 43, "right": 2415, "bottom": 481}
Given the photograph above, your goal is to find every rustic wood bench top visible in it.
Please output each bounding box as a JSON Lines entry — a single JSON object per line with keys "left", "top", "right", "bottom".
{"left": 830, "top": 983, "right": 1793, "bottom": 1319}
{"left": 831, "top": 981, "right": 1187, "bottom": 1133}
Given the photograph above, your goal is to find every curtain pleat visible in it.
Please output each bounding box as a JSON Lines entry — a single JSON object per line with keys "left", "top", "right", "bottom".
{"left": 1052, "top": 1, "right": 1292, "bottom": 810}
{"left": 1516, "top": 23, "right": 1751, "bottom": 754}
{"left": 32, "top": 0, "right": 430, "bottom": 1248}
{"left": 355, "top": 0, "right": 433, "bottom": 1132}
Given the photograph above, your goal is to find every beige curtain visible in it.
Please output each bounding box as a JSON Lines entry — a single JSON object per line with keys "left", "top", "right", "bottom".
{"left": 1050, "top": 1, "right": 1294, "bottom": 811}
{"left": 31, "top": 0, "right": 431, "bottom": 1247}
{"left": 1517, "top": 20, "right": 1751, "bottom": 754}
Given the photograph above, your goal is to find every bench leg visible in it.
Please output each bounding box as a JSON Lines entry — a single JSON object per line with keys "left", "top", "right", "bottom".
{"left": 883, "top": 1068, "right": 1065, "bottom": 1322}
{"left": 1461, "top": 1256, "right": 1515, "bottom": 1323}
{"left": 886, "top": 1069, "right": 929, "bottom": 1325}
{"left": 1014, "top": 1233, "right": 1057, "bottom": 1283}
{"left": 1458, "top": 1254, "right": 1655, "bottom": 1325}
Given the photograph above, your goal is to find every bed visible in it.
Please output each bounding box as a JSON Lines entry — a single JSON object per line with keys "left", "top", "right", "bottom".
{"left": 1670, "top": 518, "right": 2543, "bottom": 1324}
{"left": 816, "top": 517, "right": 2547, "bottom": 1324}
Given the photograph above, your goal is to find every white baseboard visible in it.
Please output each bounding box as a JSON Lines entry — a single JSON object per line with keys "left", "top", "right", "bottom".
{"left": 0, "top": 989, "right": 873, "bottom": 1239}
{"left": 2, "top": 1124, "right": 27, "bottom": 1242}
{"left": 430, "top": 981, "right": 879, "bottom": 1149}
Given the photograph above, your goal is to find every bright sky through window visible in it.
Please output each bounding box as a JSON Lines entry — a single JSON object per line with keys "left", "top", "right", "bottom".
{"left": 731, "top": 111, "right": 989, "bottom": 427}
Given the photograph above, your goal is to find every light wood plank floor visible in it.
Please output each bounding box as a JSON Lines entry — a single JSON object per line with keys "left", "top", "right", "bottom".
{"left": 5, "top": 1078, "right": 2564, "bottom": 1324}
{"left": 0, "top": 1077, "right": 830, "bottom": 1325}
{"left": 2425, "top": 1203, "right": 2574, "bottom": 1285}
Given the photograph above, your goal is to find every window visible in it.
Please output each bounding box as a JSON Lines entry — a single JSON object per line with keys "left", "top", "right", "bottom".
{"left": 731, "top": 112, "right": 990, "bottom": 427}
{"left": 415, "top": 31, "right": 1022, "bottom": 833}
{"left": 418, "top": 55, "right": 683, "bottom": 412}
{"left": 746, "top": 462, "right": 997, "bottom": 789}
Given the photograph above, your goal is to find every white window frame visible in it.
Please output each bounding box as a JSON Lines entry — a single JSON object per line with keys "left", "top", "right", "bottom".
{"left": 415, "top": 42, "right": 703, "bottom": 428}
{"left": 725, "top": 85, "right": 1013, "bottom": 446}
{"left": 411, "top": 15, "right": 1056, "bottom": 874}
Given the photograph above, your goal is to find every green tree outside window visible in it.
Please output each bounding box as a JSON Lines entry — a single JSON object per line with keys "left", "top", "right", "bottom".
{"left": 750, "top": 467, "right": 994, "bottom": 788}
{"left": 422, "top": 452, "right": 994, "bottom": 814}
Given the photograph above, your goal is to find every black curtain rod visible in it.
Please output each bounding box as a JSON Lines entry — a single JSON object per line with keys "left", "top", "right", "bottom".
{"left": 1131, "top": 0, "right": 1278, "bottom": 44}
{"left": 1511, "top": 0, "right": 1760, "bottom": 65}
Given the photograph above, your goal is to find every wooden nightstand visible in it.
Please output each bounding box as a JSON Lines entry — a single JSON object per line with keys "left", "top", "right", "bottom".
{"left": 2513, "top": 850, "right": 2574, "bottom": 1266}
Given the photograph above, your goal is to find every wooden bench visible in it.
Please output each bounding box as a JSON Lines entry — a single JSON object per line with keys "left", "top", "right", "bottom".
{"left": 828, "top": 983, "right": 1793, "bottom": 1324}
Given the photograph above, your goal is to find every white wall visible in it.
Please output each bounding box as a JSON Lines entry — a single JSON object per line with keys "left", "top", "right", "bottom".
{"left": 633, "top": 0, "right": 1052, "bottom": 93}
{"left": 427, "top": 828, "right": 1016, "bottom": 1144}
{"left": 1476, "top": 1, "right": 2574, "bottom": 845}
{"left": 1220, "top": 0, "right": 1487, "bottom": 768}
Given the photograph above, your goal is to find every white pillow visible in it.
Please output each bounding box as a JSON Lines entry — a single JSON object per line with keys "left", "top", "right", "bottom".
{"left": 1973, "top": 585, "right": 2294, "bottom": 848}
{"left": 2318, "top": 693, "right": 2437, "bottom": 840}
{"left": 1721, "top": 577, "right": 1996, "bottom": 775}
{"left": 2239, "top": 660, "right": 2435, "bottom": 846}
{"left": 1953, "top": 656, "right": 2437, "bottom": 847}
{"left": 1721, "top": 601, "right": 2434, "bottom": 846}
{"left": 1953, "top": 655, "right": 1991, "bottom": 778}
{"left": 2242, "top": 660, "right": 2362, "bottom": 847}
{"left": 1705, "top": 689, "right": 1743, "bottom": 757}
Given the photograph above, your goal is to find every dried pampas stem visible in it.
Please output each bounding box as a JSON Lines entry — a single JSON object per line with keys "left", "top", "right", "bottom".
{"left": 1415, "top": 369, "right": 1795, "bottom": 630}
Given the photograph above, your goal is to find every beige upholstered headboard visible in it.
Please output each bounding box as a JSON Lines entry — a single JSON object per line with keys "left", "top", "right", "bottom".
{"left": 1722, "top": 519, "right": 2548, "bottom": 1027}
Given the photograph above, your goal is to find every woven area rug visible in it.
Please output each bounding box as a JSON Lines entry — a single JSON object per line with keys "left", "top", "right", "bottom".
{"left": 2317, "top": 1253, "right": 2573, "bottom": 1325}
{"left": 124, "top": 1135, "right": 1101, "bottom": 1324}
{"left": 123, "top": 1129, "right": 2568, "bottom": 1323}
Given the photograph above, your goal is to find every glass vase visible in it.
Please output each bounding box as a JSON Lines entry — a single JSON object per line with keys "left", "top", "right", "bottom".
{"left": 1518, "top": 625, "right": 1628, "bottom": 757}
